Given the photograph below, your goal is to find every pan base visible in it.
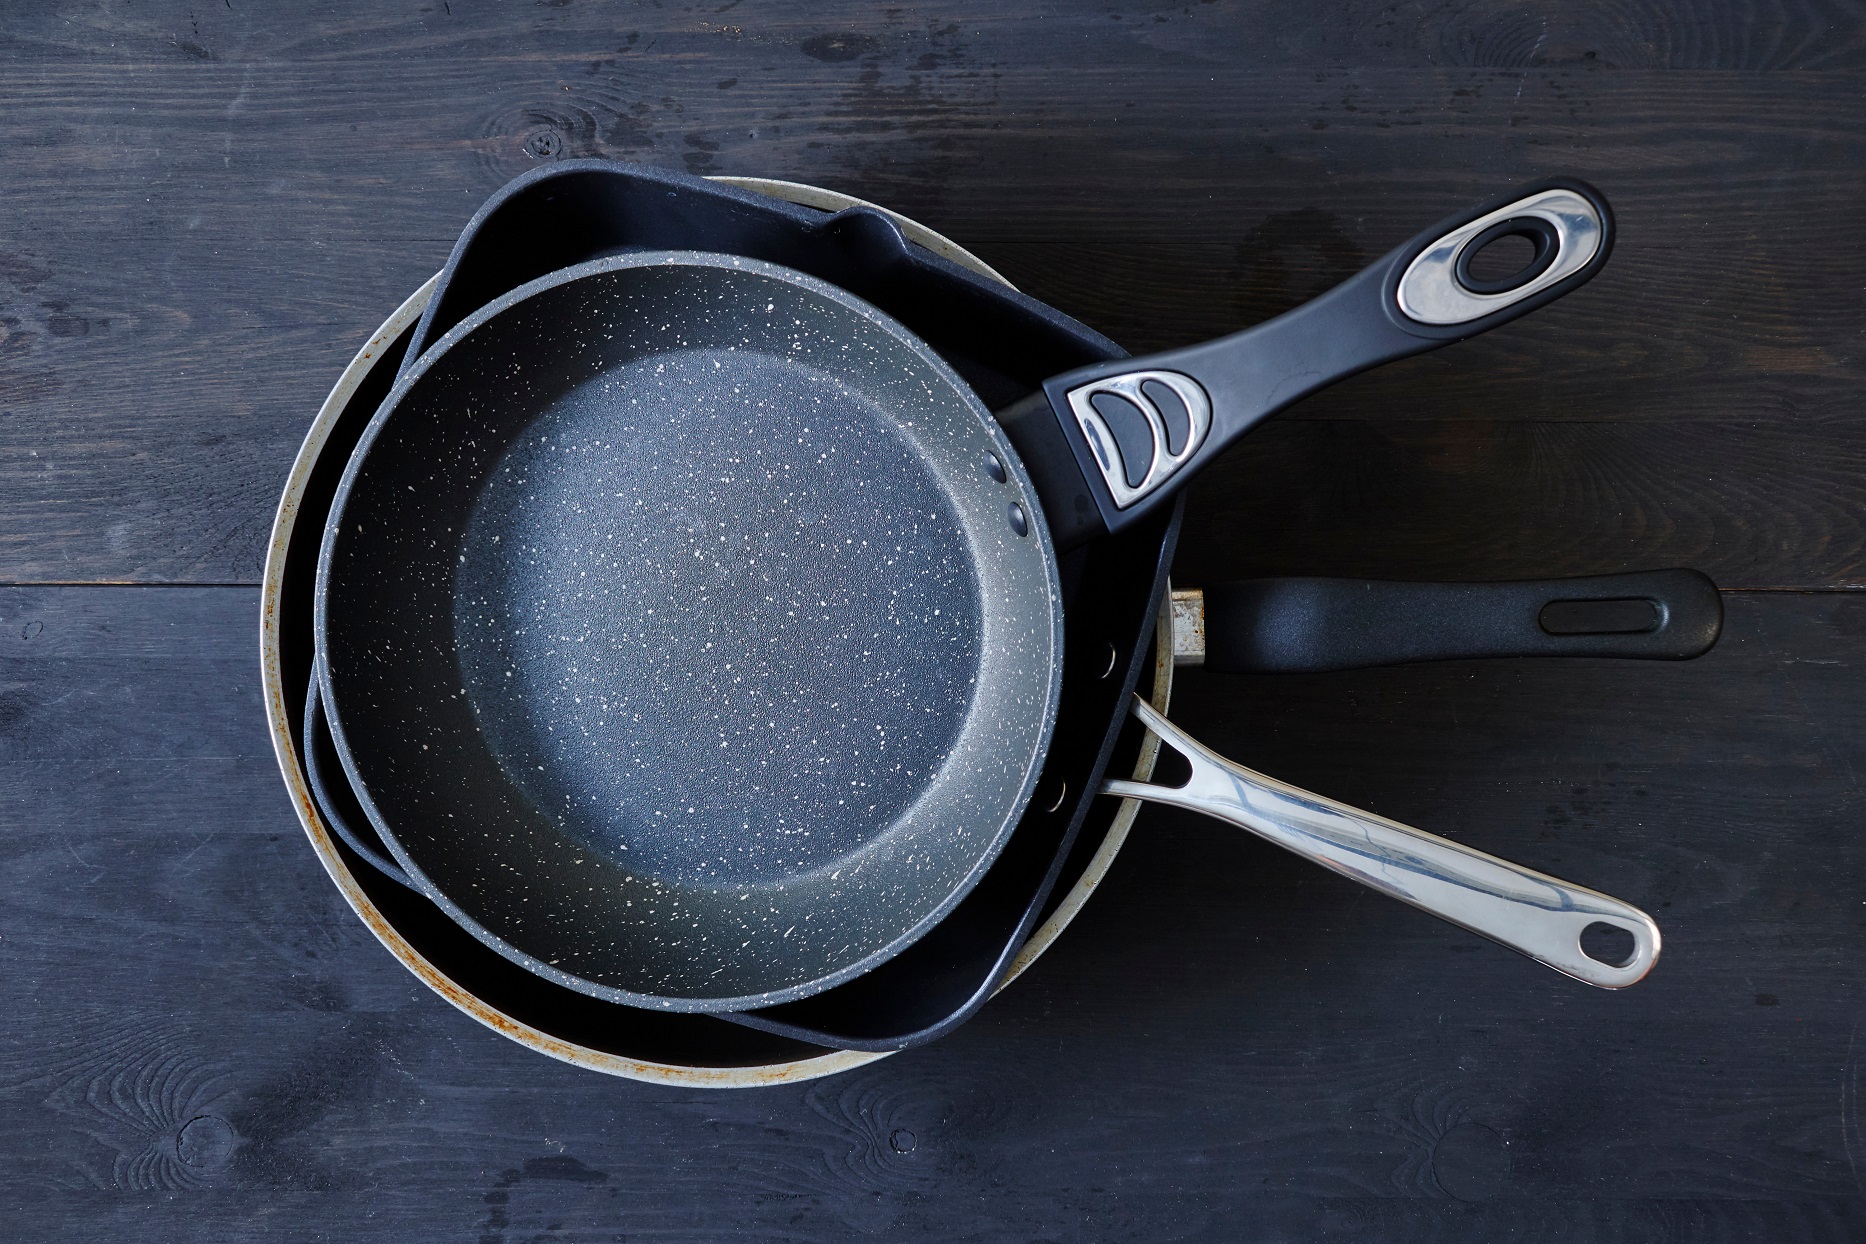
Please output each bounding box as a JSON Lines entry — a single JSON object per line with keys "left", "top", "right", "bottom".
{"left": 454, "top": 347, "right": 983, "bottom": 888}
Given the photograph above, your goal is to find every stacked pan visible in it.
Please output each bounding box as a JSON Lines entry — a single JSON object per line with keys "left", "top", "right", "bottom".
{"left": 263, "top": 163, "right": 1723, "bottom": 1083}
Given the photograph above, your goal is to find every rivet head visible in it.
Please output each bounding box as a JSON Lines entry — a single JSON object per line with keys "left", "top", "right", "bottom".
{"left": 982, "top": 451, "right": 1007, "bottom": 483}
{"left": 1007, "top": 502, "right": 1028, "bottom": 537}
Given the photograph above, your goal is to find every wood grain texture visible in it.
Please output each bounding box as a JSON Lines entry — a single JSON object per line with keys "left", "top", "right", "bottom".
{"left": 4, "top": 585, "right": 1866, "bottom": 1239}
{"left": 0, "top": 0, "right": 1860, "bottom": 582}
{"left": 1173, "top": 417, "right": 1866, "bottom": 590}
{"left": 5, "top": 0, "right": 1866, "bottom": 1237}
{"left": 5, "top": 0, "right": 1864, "bottom": 72}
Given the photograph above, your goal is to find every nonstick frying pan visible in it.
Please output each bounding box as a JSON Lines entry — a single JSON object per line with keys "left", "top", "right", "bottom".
{"left": 307, "top": 161, "right": 1188, "bottom": 1042}
{"left": 319, "top": 177, "right": 1661, "bottom": 1011}
{"left": 307, "top": 165, "right": 1712, "bottom": 1051}
{"left": 320, "top": 251, "right": 1077, "bottom": 1011}
{"left": 275, "top": 174, "right": 1195, "bottom": 1083}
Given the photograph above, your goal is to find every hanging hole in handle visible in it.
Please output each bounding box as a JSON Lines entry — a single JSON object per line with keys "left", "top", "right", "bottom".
{"left": 1148, "top": 740, "right": 1193, "bottom": 790}
{"left": 1580, "top": 921, "right": 1637, "bottom": 968}
{"left": 1455, "top": 217, "right": 1561, "bottom": 295}
{"left": 1539, "top": 597, "right": 1661, "bottom": 636}
{"left": 1462, "top": 232, "right": 1536, "bottom": 283}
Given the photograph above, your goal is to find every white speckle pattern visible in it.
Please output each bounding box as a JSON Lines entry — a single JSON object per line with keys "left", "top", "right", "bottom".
{"left": 455, "top": 348, "right": 980, "bottom": 883}
{"left": 316, "top": 253, "right": 1063, "bottom": 1010}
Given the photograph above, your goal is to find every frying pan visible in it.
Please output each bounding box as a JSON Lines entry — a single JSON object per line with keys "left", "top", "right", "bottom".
{"left": 303, "top": 164, "right": 1716, "bottom": 1052}
{"left": 271, "top": 175, "right": 1190, "bottom": 1084}
{"left": 318, "top": 176, "right": 1663, "bottom": 1012}
{"left": 304, "top": 161, "right": 1188, "bottom": 1048}
{"left": 318, "top": 250, "right": 1074, "bottom": 1011}
{"left": 306, "top": 558, "right": 1723, "bottom": 1045}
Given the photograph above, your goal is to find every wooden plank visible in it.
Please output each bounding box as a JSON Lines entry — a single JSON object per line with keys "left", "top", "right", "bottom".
{"left": 7, "top": 0, "right": 1866, "bottom": 1234}
{"left": 4, "top": 0, "right": 1864, "bottom": 72}
{"left": 1173, "top": 417, "right": 1866, "bottom": 591}
{"left": 0, "top": 35, "right": 1861, "bottom": 582}
{"left": 3, "top": 583, "right": 1864, "bottom": 1238}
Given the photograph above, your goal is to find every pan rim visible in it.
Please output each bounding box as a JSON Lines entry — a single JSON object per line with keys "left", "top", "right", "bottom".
{"left": 315, "top": 249, "right": 1066, "bottom": 1012}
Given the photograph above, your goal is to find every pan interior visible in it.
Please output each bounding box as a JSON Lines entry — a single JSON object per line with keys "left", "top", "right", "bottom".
{"left": 319, "top": 254, "right": 1061, "bottom": 1009}
{"left": 454, "top": 348, "right": 982, "bottom": 886}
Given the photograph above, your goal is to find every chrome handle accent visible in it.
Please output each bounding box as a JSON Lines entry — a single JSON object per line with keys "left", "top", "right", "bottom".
{"left": 1396, "top": 188, "right": 1604, "bottom": 326}
{"left": 1064, "top": 369, "right": 1212, "bottom": 510}
{"left": 1103, "top": 695, "right": 1661, "bottom": 988}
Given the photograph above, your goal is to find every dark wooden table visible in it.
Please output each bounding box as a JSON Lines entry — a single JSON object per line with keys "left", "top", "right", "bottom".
{"left": 4, "top": 2, "right": 1864, "bottom": 1238}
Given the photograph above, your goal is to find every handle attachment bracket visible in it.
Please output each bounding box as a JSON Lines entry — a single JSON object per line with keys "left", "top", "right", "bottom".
{"left": 1063, "top": 369, "right": 1212, "bottom": 510}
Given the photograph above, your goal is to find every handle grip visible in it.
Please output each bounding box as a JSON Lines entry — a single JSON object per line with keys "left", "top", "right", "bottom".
{"left": 302, "top": 676, "right": 418, "bottom": 890}
{"left": 1104, "top": 696, "right": 1660, "bottom": 988}
{"left": 1181, "top": 568, "right": 1722, "bottom": 673}
{"left": 1014, "top": 179, "right": 1614, "bottom": 548}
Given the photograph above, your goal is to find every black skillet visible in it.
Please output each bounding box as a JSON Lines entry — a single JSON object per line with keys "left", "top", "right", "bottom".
{"left": 294, "top": 160, "right": 1179, "bottom": 1059}
{"left": 307, "top": 165, "right": 1720, "bottom": 1051}
{"left": 316, "top": 165, "right": 1682, "bottom": 1016}
{"left": 279, "top": 178, "right": 1176, "bottom": 1070}
{"left": 307, "top": 162, "right": 1183, "bottom": 1025}
{"left": 318, "top": 247, "right": 1112, "bottom": 1010}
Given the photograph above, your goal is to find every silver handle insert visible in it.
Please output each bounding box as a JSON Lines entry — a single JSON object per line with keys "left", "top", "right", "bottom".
{"left": 1105, "top": 695, "right": 1660, "bottom": 988}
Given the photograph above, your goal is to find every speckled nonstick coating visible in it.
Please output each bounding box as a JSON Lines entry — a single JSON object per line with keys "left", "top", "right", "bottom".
{"left": 316, "top": 251, "right": 1064, "bottom": 1012}
{"left": 266, "top": 175, "right": 1174, "bottom": 1082}
{"left": 335, "top": 163, "right": 1157, "bottom": 1053}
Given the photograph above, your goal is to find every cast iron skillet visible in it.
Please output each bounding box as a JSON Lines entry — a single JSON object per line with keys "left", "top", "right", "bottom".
{"left": 316, "top": 171, "right": 1666, "bottom": 1012}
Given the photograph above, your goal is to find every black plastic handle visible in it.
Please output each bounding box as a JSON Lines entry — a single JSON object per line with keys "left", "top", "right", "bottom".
{"left": 1201, "top": 569, "right": 1721, "bottom": 674}
{"left": 1001, "top": 179, "right": 1615, "bottom": 550}
{"left": 301, "top": 677, "right": 418, "bottom": 889}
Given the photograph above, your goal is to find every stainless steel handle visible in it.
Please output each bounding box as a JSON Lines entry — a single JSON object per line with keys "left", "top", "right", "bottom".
{"left": 1395, "top": 187, "right": 1605, "bottom": 326}
{"left": 1103, "top": 696, "right": 1661, "bottom": 988}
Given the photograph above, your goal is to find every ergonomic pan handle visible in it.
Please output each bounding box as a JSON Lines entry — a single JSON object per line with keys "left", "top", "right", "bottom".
{"left": 1000, "top": 179, "right": 1614, "bottom": 550}
{"left": 1175, "top": 569, "right": 1722, "bottom": 673}
{"left": 1104, "top": 696, "right": 1661, "bottom": 989}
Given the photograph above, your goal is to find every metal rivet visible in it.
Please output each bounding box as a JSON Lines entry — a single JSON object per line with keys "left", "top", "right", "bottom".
{"left": 1007, "top": 502, "right": 1028, "bottom": 537}
{"left": 982, "top": 451, "right": 1007, "bottom": 483}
